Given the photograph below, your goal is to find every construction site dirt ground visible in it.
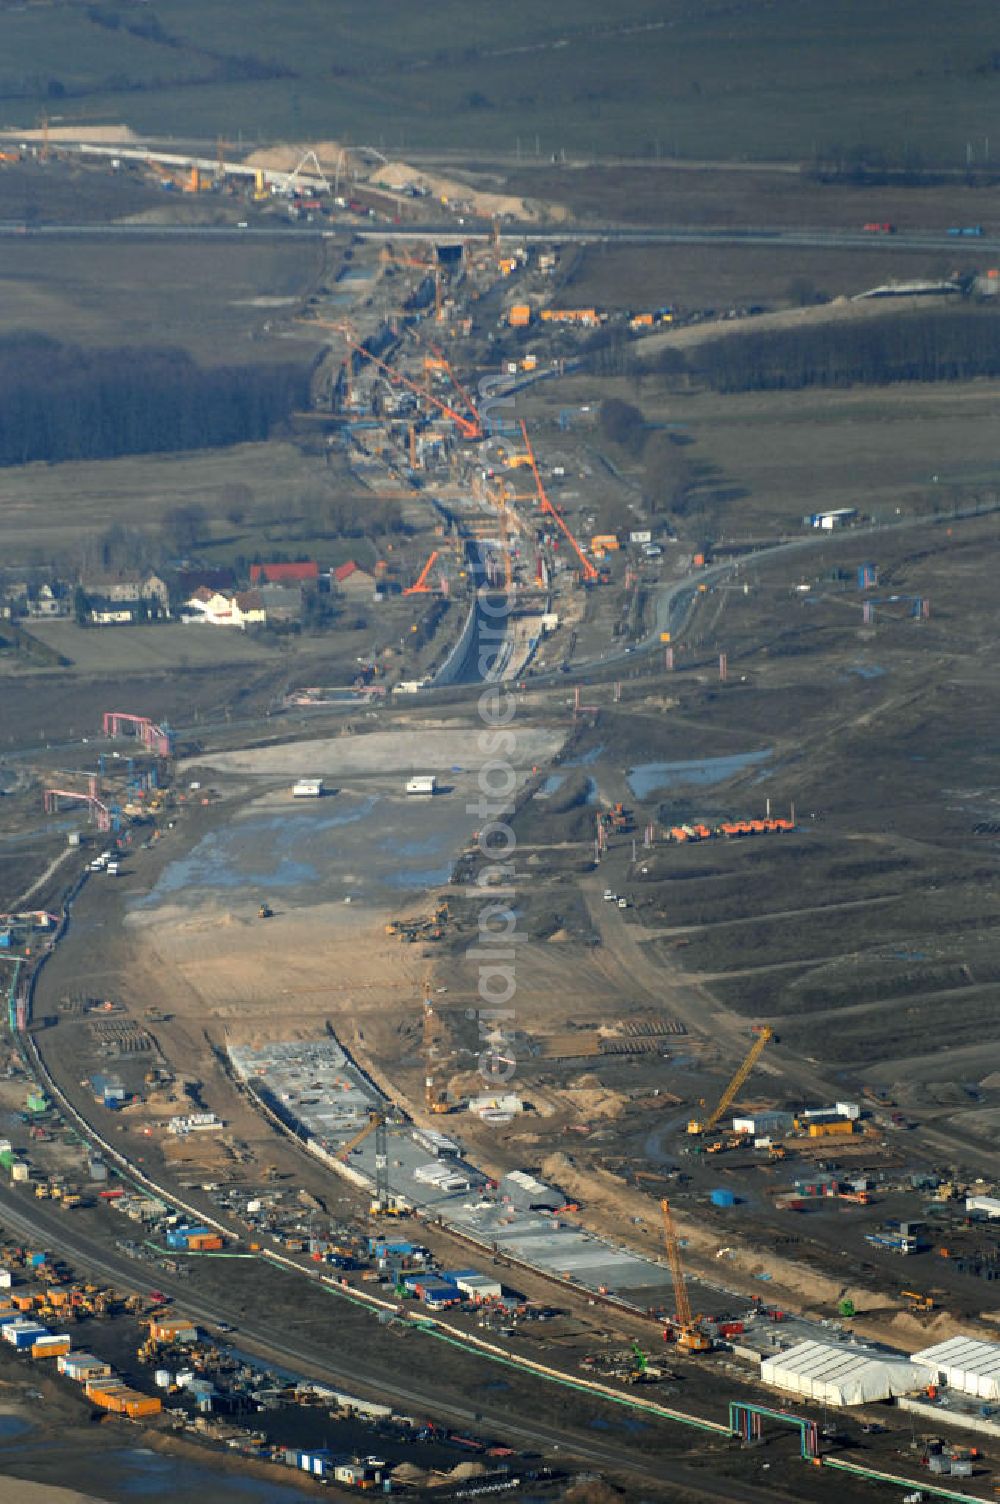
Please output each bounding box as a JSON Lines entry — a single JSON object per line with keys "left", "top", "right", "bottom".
{"left": 7, "top": 539, "right": 1000, "bottom": 1499}
{"left": 20, "top": 501, "right": 1000, "bottom": 1335}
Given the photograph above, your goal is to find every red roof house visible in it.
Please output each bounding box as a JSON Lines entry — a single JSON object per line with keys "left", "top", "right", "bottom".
{"left": 249, "top": 561, "right": 319, "bottom": 586}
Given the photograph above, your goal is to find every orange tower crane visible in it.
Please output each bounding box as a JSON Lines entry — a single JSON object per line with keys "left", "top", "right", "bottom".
{"left": 301, "top": 318, "right": 481, "bottom": 440}
{"left": 519, "top": 419, "right": 598, "bottom": 583}
{"left": 660, "top": 1199, "right": 712, "bottom": 1352}
{"left": 404, "top": 550, "right": 440, "bottom": 595}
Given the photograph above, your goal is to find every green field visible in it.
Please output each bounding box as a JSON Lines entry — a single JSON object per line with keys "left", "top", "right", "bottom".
{"left": 530, "top": 370, "right": 1000, "bottom": 537}
{"left": 5, "top": 0, "right": 1000, "bottom": 164}
{"left": 0, "top": 236, "right": 323, "bottom": 364}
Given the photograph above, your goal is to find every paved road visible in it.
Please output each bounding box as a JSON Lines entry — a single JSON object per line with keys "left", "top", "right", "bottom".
{"left": 0, "top": 219, "right": 996, "bottom": 253}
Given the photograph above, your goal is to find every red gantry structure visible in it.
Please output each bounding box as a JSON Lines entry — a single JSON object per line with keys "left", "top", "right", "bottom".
{"left": 43, "top": 788, "right": 112, "bottom": 831}
{"left": 102, "top": 712, "right": 172, "bottom": 757}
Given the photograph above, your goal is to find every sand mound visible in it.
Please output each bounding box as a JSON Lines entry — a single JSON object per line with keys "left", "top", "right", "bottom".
{"left": 391, "top": 1462, "right": 428, "bottom": 1485}
{"left": 374, "top": 159, "right": 532, "bottom": 219}
{"left": 391, "top": 1461, "right": 488, "bottom": 1490}
{"left": 243, "top": 141, "right": 539, "bottom": 218}
{"left": 563, "top": 1072, "right": 626, "bottom": 1118}
{"left": 444, "top": 1462, "right": 489, "bottom": 1482}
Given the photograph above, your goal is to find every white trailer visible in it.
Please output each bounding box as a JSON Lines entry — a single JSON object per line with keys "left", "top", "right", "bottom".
{"left": 293, "top": 778, "right": 324, "bottom": 798}
{"left": 406, "top": 776, "right": 436, "bottom": 796}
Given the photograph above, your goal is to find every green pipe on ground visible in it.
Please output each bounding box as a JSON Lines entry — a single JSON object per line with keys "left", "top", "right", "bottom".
{"left": 824, "top": 1455, "right": 980, "bottom": 1501}
{"left": 412, "top": 1319, "right": 728, "bottom": 1435}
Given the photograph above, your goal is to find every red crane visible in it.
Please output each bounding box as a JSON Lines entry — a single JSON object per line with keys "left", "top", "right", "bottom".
{"left": 519, "top": 419, "right": 598, "bottom": 583}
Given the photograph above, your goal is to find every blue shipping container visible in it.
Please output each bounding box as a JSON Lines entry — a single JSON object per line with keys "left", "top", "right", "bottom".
{"left": 710, "top": 1188, "right": 738, "bottom": 1208}
{"left": 12, "top": 1327, "right": 48, "bottom": 1348}
{"left": 422, "top": 1282, "right": 460, "bottom": 1306}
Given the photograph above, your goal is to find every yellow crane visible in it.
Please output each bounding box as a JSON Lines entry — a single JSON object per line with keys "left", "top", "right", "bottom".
{"left": 660, "top": 1199, "right": 712, "bottom": 1352}
{"left": 340, "top": 1110, "right": 383, "bottom": 1160}
{"left": 687, "top": 1026, "right": 774, "bottom": 1135}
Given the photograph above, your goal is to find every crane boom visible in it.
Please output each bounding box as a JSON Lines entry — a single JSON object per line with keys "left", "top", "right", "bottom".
{"left": 340, "top": 1110, "right": 382, "bottom": 1160}
{"left": 688, "top": 1027, "right": 774, "bottom": 1135}
{"left": 660, "top": 1198, "right": 693, "bottom": 1328}
{"left": 346, "top": 331, "right": 480, "bottom": 438}
{"left": 404, "top": 550, "right": 439, "bottom": 594}
{"left": 297, "top": 317, "right": 481, "bottom": 439}
{"left": 519, "top": 420, "right": 598, "bottom": 582}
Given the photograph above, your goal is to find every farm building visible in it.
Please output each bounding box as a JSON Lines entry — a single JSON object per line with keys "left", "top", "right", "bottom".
{"left": 333, "top": 560, "right": 374, "bottom": 596}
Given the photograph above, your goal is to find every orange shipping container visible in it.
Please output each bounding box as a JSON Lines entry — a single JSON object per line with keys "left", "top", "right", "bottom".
{"left": 590, "top": 535, "right": 620, "bottom": 551}
{"left": 807, "top": 1119, "right": 854, "bottom": 1138}
{"left": 86, "top": 1386, "right": 125, "bottom": 1407}
{"left": 124, "top": 1395, "right": 162, "bottom": 1418}
{"left": 507, "top": 304, "right": 531, "bottom": 327}
{"left": 32, "top": 1337, "right": 71, "bottom": 1358}
{"left": 148, "top": 1318, "right": 197, "bottom": 1341}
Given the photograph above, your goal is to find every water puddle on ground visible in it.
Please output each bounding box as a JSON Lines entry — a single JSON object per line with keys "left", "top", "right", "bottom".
{"left": 846, "top": 663, "right": 886, "bottom": 680}
{"left": 0, "top": 1413, "right": 32, "bottom": 1441}
{"left": 108, "top": 1447, "right": 317, "bottom": 1501}
{"left": 627, "top": 749, "right": 772, "bottom": 799}
{"left": 563, "top": 744, "right": 604, "bottom": 767}
{"left": 381, "top": 863, "right": 455, "bottom": 890}
{"left": 131, "top": 796, "right": 379, "bottom": 908}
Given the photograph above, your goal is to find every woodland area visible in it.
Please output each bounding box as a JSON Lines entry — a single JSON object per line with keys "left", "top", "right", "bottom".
{"left": 0, "top": 335, "right": 309, "bottom": 465}
{"left": 656, "top": 304, "right": 1000, "bottom": 393}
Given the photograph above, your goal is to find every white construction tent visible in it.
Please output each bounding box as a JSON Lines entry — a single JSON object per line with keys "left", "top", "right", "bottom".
{"left": 761, "top": 1340, "right": 927, "bottom": 1407}
{"left": 912, "top": 1336, "right": 1000, "bottom": 1401}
